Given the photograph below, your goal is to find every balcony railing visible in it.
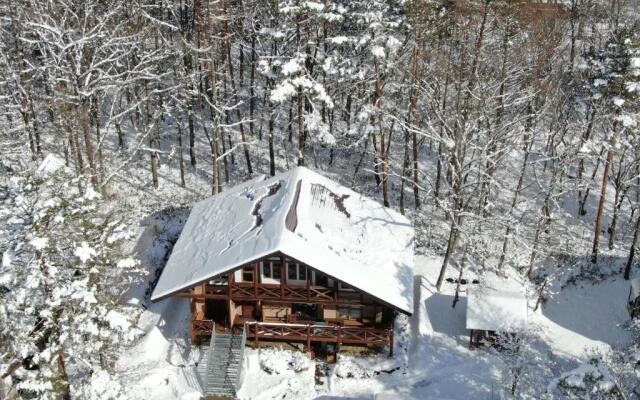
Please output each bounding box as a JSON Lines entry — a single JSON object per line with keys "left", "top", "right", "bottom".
{"left": 191, "top": 318, "right": 214, "bottom": 342}
{"left": 244, "top": 321, "right": 394, "bottom": 355}
{"left": 188, "top": 282, "right": 366, "bottom": 305}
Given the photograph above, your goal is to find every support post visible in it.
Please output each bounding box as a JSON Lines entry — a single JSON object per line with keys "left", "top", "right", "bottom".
{"left": 306, "top": 324, "right": 312, "bottom": 353}
{"left": 280, "top": 254, "right": 285, "bottom": 299}
{"left": 253, "top": 263, "right": 258, "bottom": 298}
{"left": 255, "top": 323, "right": 260, "bottom": 349}
{"left": 227, "top": 272, "right": 233, "bottom": 299}
{"left": 389, "top": 329, "right": 394, "bottom": 357}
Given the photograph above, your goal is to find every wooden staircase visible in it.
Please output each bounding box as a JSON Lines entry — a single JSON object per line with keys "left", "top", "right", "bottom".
{"left": 196, "top": 326, "right": 246, "bottom": 398}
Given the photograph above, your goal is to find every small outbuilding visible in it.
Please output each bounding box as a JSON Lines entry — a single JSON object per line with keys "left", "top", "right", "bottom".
{"left": 627, "top": 278, "right": 640, "bottom": 318}
{"left": 466, "top": 287, "right": 528, "bottom": 348}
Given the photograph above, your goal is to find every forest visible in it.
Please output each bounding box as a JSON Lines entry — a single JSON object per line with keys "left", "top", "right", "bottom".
{"left": 1, "top": 0, "right": 639, "bottom": 398}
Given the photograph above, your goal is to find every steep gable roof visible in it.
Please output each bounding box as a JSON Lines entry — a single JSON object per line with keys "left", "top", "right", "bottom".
{"left": 151, "top": 167, "right": 414, "bottom": 314}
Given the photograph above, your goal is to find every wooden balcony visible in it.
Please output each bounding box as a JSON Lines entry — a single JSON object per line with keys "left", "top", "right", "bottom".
{"left": 244, "top": 321, "right": 394, "bottom": 356}
{"left": 181, "top": 282, "right": 372, "bottom": 306}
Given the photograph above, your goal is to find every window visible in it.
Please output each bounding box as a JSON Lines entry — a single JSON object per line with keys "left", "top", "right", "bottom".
{"left": 286, "top": 262, "right": 308, "bottom": 283}
{"left": 288, "top": 264, "right": 297, "bottom": 280}
{"left": 242, "top": 267, "right": 254, "bottom": 282}
{"left": 315, "top": 272, "right": 329, "bottom": 287}
{"left": 263, "top": 262, "right": 281, "bottom": 279}
{"left": 299, "top": 266, "right": 307, "bottom": 281}
{"left": 338, "top": 282, "right": 355, "bottom": 292}
{"left": 338, "top": 307, "right": 362, "bottom": 320}
{"left": 261, "top": 259, "right": 281, "bottom": 283}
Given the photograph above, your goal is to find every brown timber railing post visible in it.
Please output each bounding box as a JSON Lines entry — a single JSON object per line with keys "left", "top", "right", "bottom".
{"left": 389, "top": 329, "right": 394, "bottom": 357}
{"left": 306, "top": 324, "right": 311, "bottom": 354}
{"left": 253, "top": 263, "right": 258, "bottom": 298}
{"left": 255, "top": 323, "right": 260, "bottom": 349}
{"left": 335, "top": 326, "right": 341, "bottom": 358}
{"left": 280, "top": 254, "right": 285, "bottom": 299}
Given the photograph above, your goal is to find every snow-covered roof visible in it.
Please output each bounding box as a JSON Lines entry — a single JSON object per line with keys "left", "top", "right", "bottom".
{"left": 630, "top": 278, "right": 640, "bottom": 300}
{"left": 151, "top": 167, "right": 415, "bottom": 314}
{"left": 466, "top": 287, "right": 528, "bottom": 332}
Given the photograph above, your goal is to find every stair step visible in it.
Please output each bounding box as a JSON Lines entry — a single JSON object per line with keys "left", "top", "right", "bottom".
{"left": 199, "top": 331, "right": 245, "bottom": 397}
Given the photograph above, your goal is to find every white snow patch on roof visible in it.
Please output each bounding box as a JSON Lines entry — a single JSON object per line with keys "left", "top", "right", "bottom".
{"left": 151, "top": 167, "right": 414, "bottom": 313}
{"left": 466, "top": 286, "right": 528, "bottom": 332}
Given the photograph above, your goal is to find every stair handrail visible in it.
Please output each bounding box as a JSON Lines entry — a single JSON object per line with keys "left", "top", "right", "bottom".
{"left": 204, "top": 322, "right": 216, "bottom": 390}
{"left": 220, "top": 327, "right": 247, "bottom": 396}
{"left": 234, "top": 326, "right": 247, "bottom": 392}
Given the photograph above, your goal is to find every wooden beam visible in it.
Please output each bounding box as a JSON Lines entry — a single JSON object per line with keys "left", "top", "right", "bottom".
{"left": 280, "top": 254, "right": 285, "bottom": 299}
{"left": 253, "top": 263, "right": 258, "bottom": 298}
{"left": 306, "top": 269, "right": 310, "bottom": 301}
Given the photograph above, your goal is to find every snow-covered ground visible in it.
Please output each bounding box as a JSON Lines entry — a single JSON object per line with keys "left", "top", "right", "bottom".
{"left": 119, "top": 248, "right": 633, "bottom": 399}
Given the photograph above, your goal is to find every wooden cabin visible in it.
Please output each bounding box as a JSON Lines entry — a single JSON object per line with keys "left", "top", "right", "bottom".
{"left": 151, "top": 167, "right": 414, "bottom": 356}
{"left": 466, "top": 287, "right": 528, "bottom": 348}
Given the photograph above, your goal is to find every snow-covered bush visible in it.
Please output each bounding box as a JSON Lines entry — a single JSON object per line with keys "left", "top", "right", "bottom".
{"left": 549, "top": 357, "right": 622, "bottom": 399}
{"left": 259, "top": 348, "right": 311, "bottom": 375}
{"left": 0, "top": 166, "right": 144, "bottom": 399}
{"left": 492, "top": 327, "right": 556, "bottom": 399}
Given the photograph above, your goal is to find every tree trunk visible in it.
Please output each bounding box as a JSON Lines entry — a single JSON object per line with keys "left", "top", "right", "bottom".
{"left": 223, "top": 10, "right": 253, "bottom": 175}
{"left": 409, "top": 41, "right": 421, "bottom": 209}
{"left": 436, "top": 214, "right": 462, "bottom": 292}
{"left": 269, "top": 109, "right": 276, "bottom": 176}
{"left": 297, "top": 87, "right": 305, "bottom": 166}
{"left": 176, "top": 117, "right": 186, "bottom": 188}
{"left": 373, "top": 56, "right": 389, "bottom": 207}
{"left": 624, "top": 212, "right": 640, "bottom": 280}
{"left": 249, "top": 34, "right": 256, "bottom": 138}
{"left": 497, "top": 107, "right": 534, "bottom": 271}
{"left": 400, "top": 126, "right": 409, "bottom": 215}
{"left": 79, "top": 100, "right": 99, "bottom": 189}
{"left": 591, "top": 148, "right": 613, "bottom": 263}
{"left": 144, "top": 82, "right": 159, "bottom": 189}
{"left": 57, "top": 350, "right": 71, "bottom": 400}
